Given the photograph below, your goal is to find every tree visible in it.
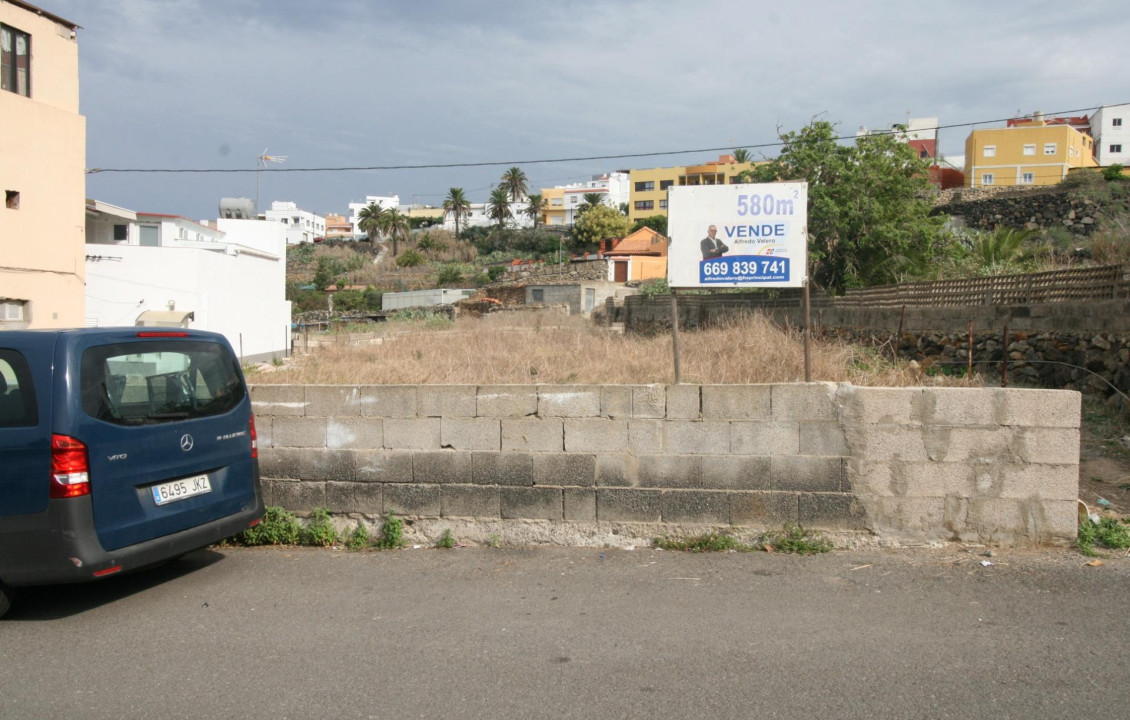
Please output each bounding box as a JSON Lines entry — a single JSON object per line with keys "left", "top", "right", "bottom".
{"left": 578, "top": 192, "right": 605, "bottom": 214}
{"left": 443, "top": 187, "right": 471, "bottom": 238}
{"left": 356, "top": 202, "right": 384, "bottom": 243}
{"left": 377, "top": 207, "right": 409, "bottom": 257}
{"left": 487, "top": 186, "right": 513, "bottom": 231}
{"left": 632, "top": 214, "right": 668, "bottom": 236}
{"left": 500, "top": 166, "right": 528, "bottom": 202}
{"left": 525, "top": 193, "right": 548, "bottom": 229}
{"left": 737, "top": 119, "right": 946, "bottom": 293}
{"left": 732, "top": 148, "right": 751, "bottom": 164}
{"left": 571, "top": 203, "right": 633, "bottom": 249}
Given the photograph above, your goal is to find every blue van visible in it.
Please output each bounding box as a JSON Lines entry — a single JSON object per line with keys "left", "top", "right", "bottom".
{"left": 0, "top": 328, "right": 264, "bottom": 618}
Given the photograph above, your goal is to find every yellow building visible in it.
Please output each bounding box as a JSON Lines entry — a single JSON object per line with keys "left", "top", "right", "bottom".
{"left": 964, "top": 122, "right": 1097, "bottom": 188}
{"left": 541, "top": 186, "right": 566, "bottom": 226}
{"left": 628, "top": 155, "right": 755, "bottom": 222}
{"left": 1, "top": 0, "right": 85, "bottom": 329}
{"left": 677, "top": 155, "right": 755, "bottom": 187}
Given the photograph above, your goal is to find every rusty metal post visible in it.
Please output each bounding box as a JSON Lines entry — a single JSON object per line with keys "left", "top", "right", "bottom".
{"left": 1000, "top": 322, "right": 1010, "bottom": 387}
{"left": 967, "top": 320, "right": 974, "bottom": 379}
{"left": 670, "top": 288, "right": 682, "bottom": 384}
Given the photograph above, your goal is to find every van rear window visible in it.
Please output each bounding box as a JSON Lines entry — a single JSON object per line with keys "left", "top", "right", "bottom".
{"left": 81, "top": 341, "right": 245, "bottom": 426}
{"left": 0, "top": 349, "right": 38, "bottom": 427}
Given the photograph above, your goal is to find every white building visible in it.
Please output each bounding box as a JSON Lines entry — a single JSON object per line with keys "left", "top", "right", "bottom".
{"left": 1091, "top": 104, "right": 1129, "bottom": 167}
{"left": 547, "top": 172, "right": 630, "bottom": 226}
{"left": 84, "top": 200, "right": 291, "bottom": 361}
{"left": 348, "top": 194, "right": 400, "bottom": 237}
{"left": 443, "top": 200, "right": 534, "bottom": 232}
{"left": 263, "top": 201, "right": 325, "bottom": 245}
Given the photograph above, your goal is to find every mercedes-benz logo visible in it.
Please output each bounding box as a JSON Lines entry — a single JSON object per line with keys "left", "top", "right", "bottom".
{"left": 180, "top": 434, "right": 194, "bottom": 452}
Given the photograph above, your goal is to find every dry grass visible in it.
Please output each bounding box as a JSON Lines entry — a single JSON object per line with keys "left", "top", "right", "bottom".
{"left": 252, "top": 311, "right": 970, "bottom": 387}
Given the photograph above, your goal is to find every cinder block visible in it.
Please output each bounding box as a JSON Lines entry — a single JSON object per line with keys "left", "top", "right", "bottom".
{"left": 840, "top": 386, "right": 923, "bottom": 425}
{"left": 798, "top": 422, "right": 848, "bottom": 457}
{"left": 250, "top": 385, "right": 307, "bottom": 417}
{"left": 660, "top": 490, "right": 730, "bottom": 524}
{"left": 1013, "top": 427, "right": 1080, "bottom": 465}
{"left": 258, "top": 447, "right": 300, "bottom": 479}
{"left": 534, "top": 454, "right": 596, "bottom": 487}
{"left": 662, "top": 421, "right": 730, "bottom": 455}
{"left": 596, "top": 454, "right": 636, "bottom": 487}
{"left": 873, "top": 461, "right": 970, "bottom": 498}
{"left": 355, "top": 483, "right": 383, "bottom": 513}
{"left": 419, "top": 385, "right": 477, "bottom": 418}
{"left": 297, "top": 448, "right": 358, "bottom": 482}
{"left": 730, "top": 491, "right": 798, "bottom": 526}
{"left": 771, "top": 383, "right": 838, "bottom": 422}
{"left": 633, "top": 385, "right": 667, "bottom": 418}
{"left": 798, "top": 493, "right": 869, "bottom": 529}
{"left": 272, "top": 417, "right": 328, "bottom": 448}
{"left": 564, "top": 488, "right": 597, "bottom": 521}
{"left": 850, "top": 426, "right": 929, "bottom": 462}
{"left": 477, "top": 386, "right": 537, "bottom": 417}
{"left": 538, "top": 385, "right": 601, "bottom": 417}
{"left": 997, "top": 388, "right": 1081, "bottom": 428}
{"left": 325, "top": 481, "right": 357, "bottom": 513}
{"left": 257, "top": 417, "right": 273, "bottom": 448}
{"left": 871, "top": 497, "right": 947, "bottom": 538}
{"left": 383, "top": 484, "right": 441, "bottom": 517}
{"left": 638, "top": 455, "right": 704, "bottom": 489}
{"left": 701, "top": 385, "right": 771, "bottom": 420}
{"left": 383, "top": 418, "right": 441, "bottom": 450}
{"left": 353, "top": 450, "right": 414, "bottom": 483}
{"left": 600, "top": 386, "right": 633, "bottom": 419}
{"left": 923, "top": 427, "right": 1013, "bottom": 463}
{"left": 501, "top": 418, "right": 563, "bottom": 452}
{"left": 628, "top": 420, "right": 664, "bottom": 455}
{"left": 564, "top": 419, "right": 630, "bottom": 452}
{"left": 501, "top": 487, "right": 563, "bottom": 520}
{"left": 964, "top": 498, "right": 1027, "bottom": 542}
{"left": 922, "top": 388, "right": 998, "bottom": 426}
{"left": 731, "top": 421, "right": 800, "bottom": 456}
{"left": 702, "top": 456, "right": 771, "bottom": 490}
{"left": 1037, "top": 500, "right": 1078, "bottom": 542}
{"left": 666, "top": 385, "right": 701, "bottom": 419}
{"left": 413, "top": 451, "right": 473, "bottom": 484}
{"left": 359, "top": 385, "right": 417, "bottom": 418}
{"left": 472, "top": 452, "right": 534, "bottom": 486}
{"left": 770, "top": 455, "right": 843, "bottom": 492}
{"left": 597, "top": 488, "right": 662, "bottom": 522}
{"left": 442, "top": 485, "right": 500, "bottom": 518}
{"left": 441, "top": 418, "right": 500, "bottom": 451}
{"left": 263, "top": 479, "right": 325, "bottom": 512}
{"left": 305, "top": 385, "right": 364, "bottom": 417}
{"left": 999, "top": 464, "right": 1078, "bottom": 501}
{"left": 327, "top": 418, "right": 382, "bottom": 450}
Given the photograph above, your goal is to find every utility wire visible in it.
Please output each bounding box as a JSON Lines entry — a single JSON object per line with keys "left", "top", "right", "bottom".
{"left": 86, "top": 104, "right": 1119, "bottom": 175}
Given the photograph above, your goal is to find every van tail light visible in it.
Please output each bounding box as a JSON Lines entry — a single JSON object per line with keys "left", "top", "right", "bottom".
{"left": 249, "top": 414, "right": 259, "bottom": 459}
{"left": 51, "top": 434, "right": 91, "bottom": 499}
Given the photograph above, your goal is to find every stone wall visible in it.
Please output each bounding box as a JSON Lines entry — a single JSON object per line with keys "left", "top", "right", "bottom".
{"left": 252, "top": 383, "right": 1080, "bottom": 546}
{"left": 933, "top": 187, "right": 1100, "bottom": 235}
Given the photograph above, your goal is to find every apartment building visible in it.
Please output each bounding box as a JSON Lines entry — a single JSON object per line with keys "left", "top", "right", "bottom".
{"left": 964, "top": 115, "right": 1097, "bottom": 188}
{"left": 263, "top": 201, "right": 326, "bottom": 245}
{"left": 1091, "top": 104, "right": 1129, "bottom": 167}
{"left": 538, "top": 172, "right": 629, "bottom": 226}
{"left": 627, "top": 156, "right": 754, "bottom": 222}
{"left": 0, "top": 1, "right": 84, "bottom": 329}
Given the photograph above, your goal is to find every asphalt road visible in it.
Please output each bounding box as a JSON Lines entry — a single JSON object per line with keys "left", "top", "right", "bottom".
{"left": 1, "top": 545, "right": 1127, "bottom": 720}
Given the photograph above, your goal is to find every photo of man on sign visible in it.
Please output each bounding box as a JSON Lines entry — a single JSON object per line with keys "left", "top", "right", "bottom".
{"left": 700, "top": 224, "right": 729, "bottom": 260}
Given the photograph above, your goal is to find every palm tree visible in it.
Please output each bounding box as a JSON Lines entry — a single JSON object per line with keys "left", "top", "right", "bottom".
{"left": 732, "top": 148, "right": 751, "bottom": 164}
{"left": 487, "top": 186, "right": 513, "bottom": 231}
{"left": 500, "top": 166, "right": 528, "bottom": 202}
{"left": 443, "top": 187, "right": 471, "bottom": 238}
{"left": 579, "top": 192, "right": 605, "bottom": 213}
{"left": 378, "top": 207, "right": 409, "bottom": 257}
{"left": 524, "top": 193, "right": 548, "bottom": 229}
{"left": 356, "top": 202, "right": 384, "bottom": 243}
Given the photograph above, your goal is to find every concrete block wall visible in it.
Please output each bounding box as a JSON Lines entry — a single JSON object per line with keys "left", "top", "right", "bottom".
{"left": 252, "top": 383, "right": 1080, "bottom": 545}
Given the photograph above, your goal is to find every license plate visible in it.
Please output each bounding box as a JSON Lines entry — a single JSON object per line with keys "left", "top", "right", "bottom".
{"left": 151, "top": 474, "right": 212, "bottom": 506}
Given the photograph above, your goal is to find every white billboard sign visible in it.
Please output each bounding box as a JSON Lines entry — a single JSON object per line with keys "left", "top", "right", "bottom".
{"left": 666, "top": 182, "right": 808, "bottom": 288}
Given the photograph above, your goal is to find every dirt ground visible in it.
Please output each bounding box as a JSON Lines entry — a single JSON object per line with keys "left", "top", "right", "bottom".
{"left": 1078, "top": 399, "right": 1130, "bottom": 517}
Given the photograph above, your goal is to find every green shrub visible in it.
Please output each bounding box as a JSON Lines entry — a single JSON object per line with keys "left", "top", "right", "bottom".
{"left": 376, "top": 512, "right": 405, "bottom": 550}
{"left": 653, "top": 532, "right": 752, "bottom": 552}
{"left": 1078, "top": 516, "right": 1130, "bottom": 557}
{"left": 639, "top": 277, "right": 670, "bottom": 297}
{"left": 302, "top": 507, "right": 338, "bottom": 547}
{"left": 345, "top": 522, "right": 371, "bottom": 551}
{"left": 396, "top": 249, "right": 425, "bottom": 267}
{"left": 236, "top": 506, "right": 302, "bottom": 546}
{"left": 761, "top": 524, "right": 833, "bottom": 554}
{"left": 434, "top": 264, "right": 464, "bottom": 286}
{"left": 436, "top": 529, "right": 456, "bottom": 549}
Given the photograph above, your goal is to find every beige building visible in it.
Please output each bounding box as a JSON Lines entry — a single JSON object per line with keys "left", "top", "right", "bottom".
{"left": 0, "top": 1, "right": 84, "bottom": 329}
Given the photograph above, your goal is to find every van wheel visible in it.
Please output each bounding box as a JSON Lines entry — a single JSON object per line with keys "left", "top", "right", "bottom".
{"left": 0, "top": 581, "right": 12, "bottom": 620}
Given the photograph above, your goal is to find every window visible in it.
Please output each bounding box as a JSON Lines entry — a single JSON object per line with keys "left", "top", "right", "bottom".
{"left": 1023, "top": 144, "right": 1036, "bottom": 156}
{"left": 1112, "top": 144, "right": 1124, "bottom": 153}
{"left": 659, "top": 199, "right": 668, "bottom": 209}
{"left": 570, "top": 196, "right": 578, "bottom": 204}
{"left": 983, "top": 145, "right": 996, "bottom": 158}
{"left": 1043, "top": 143, "right": 1057, "bottom": 155}
{"left": 1, "top": 24, "right": 31, "bottom": 97}
{"left": 113, "top": 224, "right": 128, "bottom": 241}
{"left": 1, "top": 299, "right": 27, "bottom": 323}
{"left": 1020, "top": 172, "right": 1035, "bottom": 184}
{"left": 1113, "top": 118, "right": 1123, "bottom": 127}
{"left": 0, "top": 349, "right": 38, "bottom": 427}
{"left": 634, "top": 200, "right": 654, "bottom": 211}
{"left": 981, "top": 173, "right": 994, "bottom": 186}
{"left": 634, "top": 181, "right": 654, "bottom": 192}
{"left": 531, "top": 289, "right": 544, "bottom": 302}
{"left": 659, "top": 180, "right": 674, "bottom": 190}
{"left": 5, "top": 190, "right": 18, "bottom": 209}
{"left": 550, "top": 198, "right": 562, "bottom": 206}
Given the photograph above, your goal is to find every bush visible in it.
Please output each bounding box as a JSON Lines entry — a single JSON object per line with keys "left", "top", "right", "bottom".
{"left": 434, "top": 264, "right": 464, "bottom": 286}
{"left": 302, "top": 507, "right": 338, "bottom": 547}
{"left": 1101, "top": 163, "right": 1126, "bottom": 182}
{"left": 638, "top": 277, "right": 670, "bottom": 296}
{"left": 345, "top": 522, "right": 370, "bottom": 551}
{"left": 396, "top": 249, "right": 425, "bottom": 267}
{"left": 235, "top": 506, "right": 302, "bottom": 546}
{"left": 376, "top": 512, "right": 405, "bottom": 549}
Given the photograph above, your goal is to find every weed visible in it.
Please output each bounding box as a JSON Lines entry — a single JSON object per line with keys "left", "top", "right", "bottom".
{"left": 488, "top": 533, "right": 501, "bottom": 548}
{"left": 653, "top": 532, "right": 753, "bottom": 553}
{"left": 345, "top": 521, "right": 370, "bottom": 552}
{"left": 302, "top": 507, "right": 339, "bottom": 547}
{"left": 1077, "top": 516, "right": 1130, "bottom": 557}
{"left": 235, "top": 506, "right": 302, "bottom": 546}
{"left": 376, "top": 511, "right": 405, "bottom": 550}
{"left": 436, "top": 529, "right": 456, "bottom": 549}
{"left": 760, "top": 524, "right": 834, "bottom": 555}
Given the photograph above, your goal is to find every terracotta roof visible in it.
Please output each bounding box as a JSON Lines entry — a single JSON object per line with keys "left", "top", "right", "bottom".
{"left": 606, "top": 227, "right": 668, "bottom": 256}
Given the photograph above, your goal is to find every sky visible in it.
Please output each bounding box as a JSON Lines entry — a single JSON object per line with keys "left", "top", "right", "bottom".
{"left": 46, "top": 0, "right": 1130, "bottom": 222}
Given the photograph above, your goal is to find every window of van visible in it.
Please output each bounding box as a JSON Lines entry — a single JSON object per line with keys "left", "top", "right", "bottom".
{"left": 81, "top": 341, "right": 245, "bottom": 426}
{"left": 0, "top": 349, "right": 37, "bottom": 427}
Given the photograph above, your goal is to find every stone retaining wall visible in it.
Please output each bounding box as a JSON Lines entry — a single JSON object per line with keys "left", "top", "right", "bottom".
{"left": 252, "top": 383, "right": 1080, "bottom": 546}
